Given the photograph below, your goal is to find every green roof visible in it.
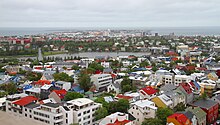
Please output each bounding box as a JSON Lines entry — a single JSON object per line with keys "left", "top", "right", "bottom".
{"left": 186, "top": 107, "right": 206, "bottom": 119}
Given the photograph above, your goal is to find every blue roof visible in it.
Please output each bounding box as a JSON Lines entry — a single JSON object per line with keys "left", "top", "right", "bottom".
{"left": 194, "top": 80, "right": 200, "bottom": 90}
{"left": 72, "top": 85, "right": 84, "bottom": 93}
{"left": 133, "top": 68, "right": 146, "bottom": 71}
{"left": 23, "top": 85, "right": 32, "bottom": 90}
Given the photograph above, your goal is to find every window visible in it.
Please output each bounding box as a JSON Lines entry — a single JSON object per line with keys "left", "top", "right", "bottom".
{"left": 25, "top": 113, "right": 27, "bottom": 117}
{"left": 25, "top": 108, "right": 27, "bottom": 111}
{"left": 78, "top": 119, "right": 81, "bottom": 122}
{"left": 83, "top": 111, "right": 86, "bottom": 114}
{"left": 87, "top": 110, "right": 90, "bottom": 113}
{"left": 66, "top": 119, "right": 68, "bottom": 124}
{"left": 78, "top": 113, "right": 81, "bottom": 116}
{"left": 66, "top": 113, "right": 68, "bottom": 117}
{"left": 29, "top": 110, "right": 32, "bottom": 113}
{"left": 30, "top": 115, "right": 32, "bottom": 118}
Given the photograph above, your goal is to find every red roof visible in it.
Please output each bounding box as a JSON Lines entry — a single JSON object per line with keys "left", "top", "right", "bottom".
{"left": 34, "top": 80, "right": 51, "bottom": 86}
{"left": 166, "top": 51, "right": 178, "bottom": 56}
{"left": 172, "top": 57, "right": 179, "bottom": 61}
{"left": 196, "top": 67, "right": 207, "bottom": 71}
{"left": 13, "top": 96, "right": 38, "bottom": 106}
{"left": 140, "top": 86, "right": 157, "bottom": 95}
{"left": 53, "top": 89, "right": 67, "bottom": 99}
{"left": 180, "top": 83, "right": 192, "bottom": 94}
{"left": 184, "top": 66, "right": 195, "bottom": 71}
{"left": 111, "top": 74, "right": 117, "bottom": 78}
{"left": 168, "top": 113, "right": 190, "bottom": 125}
{"left": 116, "top": 94, "right": 133, "bottom": 100}
{"left": 107, "top": 119, "right": 131, "bottom": 125}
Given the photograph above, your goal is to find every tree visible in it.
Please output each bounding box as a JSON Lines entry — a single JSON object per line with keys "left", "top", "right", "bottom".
{"left": 27, "top": 71, "right": 42, "bottom": 81}
{"left": 88, "top": 62, "right": 104, "bottom": 72}
{"left": 120, "top": 78, "right": 136, "bottom": 93}
{"left": 156, "top": 107, "right": 174, "bottom": 124}
{"left": 140, "top": 61, "right": 149, "bottom": 67}
{"left": 72, "top": 64, "right": 80, "bottom": 70}
{"left": 173, "top": 102, "right": 186, "bottom": 112}
{"left": 0, "top": 83, "right": 17, "bottom": 95}
{"left": 95, "top": 97, "right": 110, "bottom": 109}
{"left": 53, "top": 72, "right": 74, "bottom": 82}
{"left": 78, "top": 70, "right": 92, "bottom": 92}
{"left": 142, "top": 118, "right": 162, "bottom": 125}
{"left": 94, "top": 107, "right": 108, "bottom": 120}
{"left": 64, "top": 92, "right": 83, "bottom": 101}
{"left": 109, "top": 99, "right": 129, "bottom": 113}
{"left": 152, "top": 66, "right": 157, "bottom": 72}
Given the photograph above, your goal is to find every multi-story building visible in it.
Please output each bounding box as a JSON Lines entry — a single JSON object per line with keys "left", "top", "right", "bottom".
{"left": 174, "top": 75, "right": 191, "bottom": 86}
{"left": 90, "top": 74, "right": 112, "bottom": 91}
{"left": 67, "top": 98, "right": 101, "bottom": 125}
{"left": 128, "top": 100, "right": 157, "bottom": 125}
{"left": 139, "top": 86, "right": 157, "bottom": 100}
{"left": 54, "top": 81, "right": 71, "bottom": 91}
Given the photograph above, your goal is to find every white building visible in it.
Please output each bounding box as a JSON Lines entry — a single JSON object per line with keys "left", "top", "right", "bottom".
{"left": 67, "top": 98, "right": 101, "bottom": 125}
{"left": 128, "top": 100, "right": 157, "bottom": 125}
{"left": 101, "top": 62, "right": 110, "bottom": 68}
{"left": 54, "top": 81, "right": 71, "bottom": 91}
{"left": 174, "top": 75, "right": 191, "bottom": 86}
{"left": 91, "top": 74, "right": 112, "bottom": 91}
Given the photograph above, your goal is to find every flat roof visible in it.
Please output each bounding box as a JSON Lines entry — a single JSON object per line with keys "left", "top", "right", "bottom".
{"left": 67, "top": 98, "right": 93, "bottom": 107}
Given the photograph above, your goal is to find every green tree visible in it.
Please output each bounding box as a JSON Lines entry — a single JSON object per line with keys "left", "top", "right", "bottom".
{"left": 173, "top": 102, "right": 186, "bottom": 112}
{"left": 53, "top": 72, "right": 74, "bottom": 82}
{"left": 27, "top": 71, "right": 42, "bottom": 81}
{"left": 64, "top": 92, "right": 83, "bottom": 101}
{"left": 142, "top": 118, "right": 162, "bottom": 125}
{"left": 156, "top": 107, "right": 174, "bottom": 124}
{"left": 94, "top": 107, "right": 108, "bottom": 120}
{"left": 95, "top": 97, "right": 110, "bottom": 109}
{"left": 0, "top": 83, "right": 17, "bottom": 95}
{"left": 78, "top": 70, "right": 92, "bottom": 91}
{"left": 109, "top": 99, "right": 129, "bottom": 113}
{"left": 72, "top": 64, "right": 80, "bottom": 70}
{"left": 140, "top": 61, "right": 149, "bottom": 67}
{"left": 88, "top": 62, "right": 104, "bottom": 72}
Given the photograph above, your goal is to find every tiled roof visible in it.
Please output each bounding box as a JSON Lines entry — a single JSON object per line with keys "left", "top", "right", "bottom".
{"left": 34, "top": 80, "right": 51, "bottom": 86}
{"left": 13, "top": 96, "right": 38, "bottom": 106}
{"left": 140, "top": 86, "right": 157, "bottom": 95}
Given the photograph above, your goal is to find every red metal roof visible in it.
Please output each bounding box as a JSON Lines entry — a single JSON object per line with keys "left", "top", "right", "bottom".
{"left": 53, "top": 89, "right": 67, "bottom": 99}
{"left": 107, "top": 119, "right": 131, "bottom": 125}
{"left": 168, "top": 113, "right": 190, "bottom": 125}
{"left": 140, "top": 86, "right": 157, "bottom": 95}
{"left": 180, "top": 83, "right": 192, "bottom": 94}
{"left": 13, "top": 96, "right": 38, "bottom": 106}
{"left": 34, "top": 80, "right": 51, "bottom": 86}
{"left": 116, "top": 94, "right": 133, "bottom": 100}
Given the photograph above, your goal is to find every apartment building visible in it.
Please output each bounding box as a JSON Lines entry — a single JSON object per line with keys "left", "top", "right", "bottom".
{"left": 67, "top": 98, "right": 101, "bottom": 125}
{"left": 54, "top": 81, "right": 71, "bottom": 91}
{"left": 162, "top": 74, "right": 174, "bottom": 85}
{"left": 128, "top": 100, "right": 157, "bottom": 125}
{"left": 174, "top": 75, "right": 191, "bottom": 86}
{"left": 90, "top": 74, "right": 112, "bottom": 91}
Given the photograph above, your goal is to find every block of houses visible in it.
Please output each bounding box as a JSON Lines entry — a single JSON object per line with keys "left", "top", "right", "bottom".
{"left": 176, "top": 83, "right": 194, "bottom": 104}
{"left": 207, "top": 72, "right": 218, "bottom": 81}
{"left": 186, "top": 107, "right": 206, "bottom": 125}
{"left": 40, "top": 71, "right": 55, "bottom": 81}
{"left": 151, "top": 94, "right": 173, "bottom": 108}
{"left": 167, "top": 113, "right": 192, "bottom": 125}
{"left": 164, "top": 90, "right": 186, "bottom": 107}
{"left": 128, "top": 100, "right": 157, "bottom": 125}
{"left": 190, "top": 99, "right": 218, "bottom": 124}
{"left": 139, "top": 86, "right": 157, "bottom": 100}
{"left": 99, "top": 112, "right": 135, "bottom": 125}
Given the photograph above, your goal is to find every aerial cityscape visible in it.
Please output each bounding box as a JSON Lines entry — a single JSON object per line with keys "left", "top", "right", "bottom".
{"left": 0, "top": 0, "right": 220, "bottom": 125}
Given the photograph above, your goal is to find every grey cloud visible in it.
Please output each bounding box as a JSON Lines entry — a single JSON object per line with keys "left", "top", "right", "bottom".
{"left": 0, "top": 0, "right": 219, "bottom": 27}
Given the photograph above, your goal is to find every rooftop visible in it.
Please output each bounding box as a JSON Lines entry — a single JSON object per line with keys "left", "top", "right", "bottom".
{"left": 191, "top": 99, "right": 218, "bottom": 109}
{"left": 67, "top": 98, "right": 94, "bottom": 107}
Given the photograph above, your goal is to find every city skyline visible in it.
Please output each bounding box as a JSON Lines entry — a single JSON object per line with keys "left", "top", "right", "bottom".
{"left": 0, "top": 0, "right": 220, "bottom": 28}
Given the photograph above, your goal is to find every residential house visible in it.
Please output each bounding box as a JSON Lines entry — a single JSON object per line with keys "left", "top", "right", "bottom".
{"left": 186, "top": 107, "right": 206, "bottom": 125}
{"left": 151, "top": 94, "right": 173, "bottom": 108}
{"left": 107, "top": 79, "right": 122, "bottom": 94}
{"left": 54, "top": 81, "right": 71, "bottom": 91}
{"left": 176, "top": 83, "right": 194, "bottom": 104}
{"left": 167, "top": 113, "right": 192, "bottom": 125}
{"left": 48, "top": 89, "right": 67, "bottom": 103}
{"left": 139, "top": 86, "right": 157, "bottom": 100}
{"left": 99, "top": 112, "right": 135, "bottom": 125}
{"left": 128, "top": 100, "right": 157, "bottom": 125}
{"left": 190, "top": 99, "right": 218, "bottom": 124}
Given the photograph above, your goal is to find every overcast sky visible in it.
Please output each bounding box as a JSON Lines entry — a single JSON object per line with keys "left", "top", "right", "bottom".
{"left": 0, "top": 0, "right": 219, "bottom": 27}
